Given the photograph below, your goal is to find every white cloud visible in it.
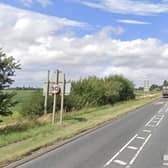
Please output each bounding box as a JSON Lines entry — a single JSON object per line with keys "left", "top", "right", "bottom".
{"left": 1, "top": 3, "right": 168, "bottom": 87}
{"left": 78, "top": 0, "right": 168, "bottom": 16}
{"left": 20, "top": 0, "right": 52, "bottom": 7}
{"left": 117, "top": 19, "right": 151, "bottom": 25}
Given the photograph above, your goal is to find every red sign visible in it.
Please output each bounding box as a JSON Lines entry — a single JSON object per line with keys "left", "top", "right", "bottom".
{"left": 50, "top": 83, "right": 60, "bottom": 94}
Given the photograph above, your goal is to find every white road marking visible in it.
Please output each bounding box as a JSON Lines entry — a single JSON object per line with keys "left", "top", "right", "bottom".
{"left": 151, "top": 120, "right": 159, "bottom": 123}
{"left": 128, "top": 134, "right": 152, "bottom": 165}
{"left": 146, "top": 124, "right": 155, "bottom": 127}
{"left": 127, "top": 146, "right": 138, "bottom": 150}
{"left": 163, "top": 163, "right": 168, "bottom": 166}
{"left": 113, "top": 159, "right": 127, "bottom": 165}
{"left": 163, "top": 155, "right": 168, "bottom": 161}
{"left": 145, "top": 115, "right": 156, "bottom": 126}
{"left": 156, "top": 115, "right": 164, "bottom": 127}
{"left": 104, "top": 134, "right": 138, "bottom": 167}
{"left": 143, "top": 129, "right": 151, "bottom": 133}
{"left": 103, "top": 102, "right": 168, "bottom": 168}
{"left": 136, "top": 136, "right": 145, "bottom": 140}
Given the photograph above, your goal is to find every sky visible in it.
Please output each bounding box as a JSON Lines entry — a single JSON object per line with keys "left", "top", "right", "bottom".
{"left": 0, "top": 0, "right": 168, "bottom": 87}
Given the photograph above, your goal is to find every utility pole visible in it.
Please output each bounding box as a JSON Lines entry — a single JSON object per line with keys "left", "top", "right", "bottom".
{"left": 52, "top": 70, "right": 59, "bottom": 124}
{"left": 60, "top": 73, "right": 65, "bottom": 126}
{"left": 44, "top": 70, "right": 50, "bottom": 114}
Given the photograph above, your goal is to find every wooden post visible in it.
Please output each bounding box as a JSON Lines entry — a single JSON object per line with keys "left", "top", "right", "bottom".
{"left": 44, "top": 70, "right": 50, "bottom": 114}
{"left": 60, "top": 73, "right": 65, "bottom": 125}
{"left": 52, "top": 70, "right": 59, "bottom": 124}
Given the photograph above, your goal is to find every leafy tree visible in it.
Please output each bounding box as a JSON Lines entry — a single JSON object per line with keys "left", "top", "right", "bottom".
{"left": 163, "top": 80, "right": 168, "bottom": 86}
{"left": 150, "top": 84, "right": 161, "bottom": 91}
{"left": 0, "top": 49, "right": 20, "bottom": 116}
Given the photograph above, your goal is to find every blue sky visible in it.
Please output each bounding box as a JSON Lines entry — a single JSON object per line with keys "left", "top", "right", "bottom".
{"left": 0, "top": 0, "right": 168, "bottom": 87}
{"left": 1, "top": 0, "right": 168, "bottom": 41}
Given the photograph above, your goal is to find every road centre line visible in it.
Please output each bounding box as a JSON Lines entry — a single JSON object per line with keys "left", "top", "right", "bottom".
{"left": 128, "top": 134, "right": 152, "bottom": 165}
{"left": 104, "top": 134, "right": 138, "bottom": 167}
{"left": 113, "top": 159, "right": 127, "bottom": 166}
{"left": 143, "top": 129, "right": 151, "bottom": 133}
{"left": 156, "top": 115, "right": 164, "bottom": 127}
{"left": 127, "top": 146, "right": 138, "bottom": 150}
{"left": 145, "top": 115, "right": 156, "bottom": 126}
{"left": 136, "top": 136, "right": 145, "bottom": 140}
{"left": 146, "top": 124, "right": 155, "bottom": 127}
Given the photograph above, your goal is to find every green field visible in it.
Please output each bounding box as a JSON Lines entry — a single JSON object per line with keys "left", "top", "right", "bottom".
{"left": 0, "top": 89, "right": 161, "bottom": 167}
{"left": 0, "top": 90, "right": 37, "bottom": 124}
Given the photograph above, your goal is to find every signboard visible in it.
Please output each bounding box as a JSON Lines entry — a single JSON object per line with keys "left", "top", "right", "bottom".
{"left": 50, "top": 83, "right": 60, "bottom": 94}
{"left": 59, "top": 82, "right": 72, "bottom": 95}
{"left": 43, "top": 82, "right": 71, "bottom": 96}
{"left": 50, "top": 71, "right": 64, "bottom": 83}
{"left": 144, "top": 80, "right": 150, "bottom": 92}
{"left": 43, "top": 83, "right": 47, "bottom": 96}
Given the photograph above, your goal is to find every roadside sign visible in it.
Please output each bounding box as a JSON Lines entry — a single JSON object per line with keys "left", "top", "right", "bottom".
{"left": 50, "top": 71, "right": 64, "bottom": 83}
{"left": 50, "top": 83, "right": 60, "bottom": 94}
{"left": 59, "top": 82, "right": 72, "bottom": 95}
{"left": 43, "top": 83, "right": 47, "bottom": 96}
{"left": 144, "top": 80, "right": 150, "bottom": 92}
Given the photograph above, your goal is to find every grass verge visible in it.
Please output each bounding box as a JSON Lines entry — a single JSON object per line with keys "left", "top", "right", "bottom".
{"left": 0, "top": 95, "right": 160, "bottom": 167}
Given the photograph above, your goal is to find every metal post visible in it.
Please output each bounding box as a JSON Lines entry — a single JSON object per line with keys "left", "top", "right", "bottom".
{"left": 60, "top": 73, "right": 65, "bottom": 125}
{"left": 52, "top": 70, "right": 59, "bottom": 124}
{"left": 44, "top": 70, "right": 50, "bottom": 114}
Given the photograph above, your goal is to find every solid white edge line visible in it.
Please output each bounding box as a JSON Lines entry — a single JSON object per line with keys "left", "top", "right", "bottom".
{"left": 104, "top": 134, "right": 138, "bottom": 167}
{"left": 128, "top": 134, "right": 152, "bottom": 165}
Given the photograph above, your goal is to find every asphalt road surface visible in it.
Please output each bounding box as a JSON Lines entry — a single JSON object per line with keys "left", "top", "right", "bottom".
{"left": 13, "top": 98, "right": 168, "bottom": 168}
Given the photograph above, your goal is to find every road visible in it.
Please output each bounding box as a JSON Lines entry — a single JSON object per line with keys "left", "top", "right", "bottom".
{"left": 13, "top": 98, "right": 168, "bottom": 168}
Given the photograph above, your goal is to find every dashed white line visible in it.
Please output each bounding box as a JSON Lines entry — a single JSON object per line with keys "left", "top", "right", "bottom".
{"left": 128, "top": 134, "right": 152, "bottom": 165}
{"left": 143, "top": 129, "right": 151, "bottom": 133}
{"left": 146, "top": 124, "right": 155, "bottom": 128}
{"left": 163, "top": 163, "right": 168, "bottom": 166}
{"left": 145, "top": 115, "right": 156, "bottom": 126}
{"left": 113, "top": 159, "right": 127, "bottom": 165}
{"left": 104, "top": 134, "right": 138, "bottom": 167}
{"left": 136, "top": 136, "right": 145, "bottom": 140}
{"left": 156, "top": 115, "right": 164, "bottom": 127}
{"left": 127, "top": 146, "right": 138, "bottom": 150}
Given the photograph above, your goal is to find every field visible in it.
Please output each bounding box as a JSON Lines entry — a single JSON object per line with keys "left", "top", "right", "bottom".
{"left": 0, "top": 89, "right": 161, "bottom": 167}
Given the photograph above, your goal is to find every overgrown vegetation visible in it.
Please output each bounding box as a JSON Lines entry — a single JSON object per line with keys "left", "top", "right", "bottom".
{"left": 19, "top": 75, "right": 135, "bottom": 117}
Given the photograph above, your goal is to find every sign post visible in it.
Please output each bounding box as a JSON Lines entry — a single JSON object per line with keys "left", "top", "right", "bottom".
{"left": 60, "top": 73, "right": 65, "bottom": 125}
{"left": 52, "top": 70, "right": 59, "bottom": 124}
{"left": 44, "top": 70, "right": 50, "bottom": 114}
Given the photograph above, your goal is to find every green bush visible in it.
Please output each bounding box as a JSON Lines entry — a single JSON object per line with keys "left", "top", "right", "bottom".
{"left": 19, "top": 75, "right": 135, "bottom": 116}
{"left": 20, "top": 91, "right": 44, "bottom": 117}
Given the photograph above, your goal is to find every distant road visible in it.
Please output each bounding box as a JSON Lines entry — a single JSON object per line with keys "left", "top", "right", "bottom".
{"left": 11, "top": 98, "right": 168, "bottom": 168}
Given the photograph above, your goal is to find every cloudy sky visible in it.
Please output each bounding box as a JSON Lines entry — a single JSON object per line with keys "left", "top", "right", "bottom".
{"left": 0, "top": 0, "right": 168, "bottom": 87}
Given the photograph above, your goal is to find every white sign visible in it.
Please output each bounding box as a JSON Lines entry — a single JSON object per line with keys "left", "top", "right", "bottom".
{"left": 59, "top": 82, "right": 72, "bottom": 95}
{"left": 144, "top": 80, "right": 150, "bottom": 92}
{"left": 50, "top": 71, "right": 64, "bottom": 83}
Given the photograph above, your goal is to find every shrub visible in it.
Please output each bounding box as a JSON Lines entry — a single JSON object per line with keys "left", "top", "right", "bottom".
{"left": 20, "top": 91, "right": 44, "bottom": 117}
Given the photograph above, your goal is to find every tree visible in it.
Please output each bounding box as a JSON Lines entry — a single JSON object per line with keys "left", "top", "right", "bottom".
{"left": 0, "top": 49, "right": 20, "bottom": 116}
{"left": 163, "top": 80, "right": 168, "bottom": 86}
